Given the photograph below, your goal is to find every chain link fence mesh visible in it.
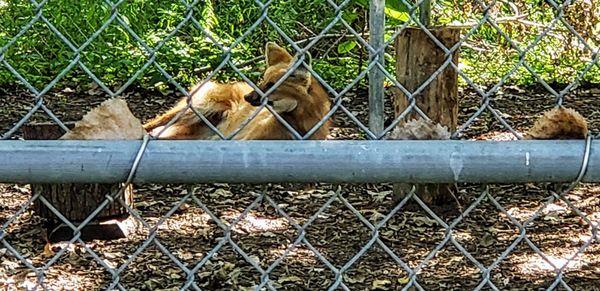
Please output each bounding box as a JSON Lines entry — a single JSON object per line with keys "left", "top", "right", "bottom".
{"left": 1, "top": 0, "right": 599, "bottom": 289}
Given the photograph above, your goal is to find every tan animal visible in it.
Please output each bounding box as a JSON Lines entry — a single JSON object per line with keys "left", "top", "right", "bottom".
{"left": 143, "top": 42, "right": 331, "bottom": 140}
{"left": 524, "top": 106, "right": 588, "bottom": 140}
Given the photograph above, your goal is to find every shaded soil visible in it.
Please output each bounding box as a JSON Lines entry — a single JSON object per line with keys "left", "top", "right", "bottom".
{"left": 1, "top": 83, "right": 599, "bottom": 290}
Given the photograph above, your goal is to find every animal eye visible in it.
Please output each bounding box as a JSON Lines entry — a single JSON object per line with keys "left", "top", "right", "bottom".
{"left": 263, "top": 82, "right": 275, "bottom": 91}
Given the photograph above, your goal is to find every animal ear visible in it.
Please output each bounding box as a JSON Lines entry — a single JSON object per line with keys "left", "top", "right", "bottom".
{"left": 292, "top": 67, "right": 311, "bottom": 80}
{"left": 284, "top": 52, "right": 312, "bottom": 89}
{"left": 272, "top": 98, "right": 298, "bottom": 113}
{"left": 291, "top": 52, "right": 312, "bottom": 69}
{"left": 265, "top": 42, "right": 293, "bottom": 66}
{"left": 289, "top": 66, "right": 312, "bottom": 88}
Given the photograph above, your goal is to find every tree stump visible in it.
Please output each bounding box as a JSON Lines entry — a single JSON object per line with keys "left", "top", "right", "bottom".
{"left": 21, "top": 123, "right": 134, "bottom": 242}
{"left": 393, "top": 27, "right": 461, "bottom": 205}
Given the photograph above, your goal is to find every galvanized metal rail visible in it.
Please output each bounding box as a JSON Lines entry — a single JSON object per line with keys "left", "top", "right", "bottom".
{"left": 0, "top": 140, "right": 596, "bottom": 184}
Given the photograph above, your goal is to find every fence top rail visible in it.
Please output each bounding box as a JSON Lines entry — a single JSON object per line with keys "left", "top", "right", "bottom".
{"left": 0, "top": 140, "right": 596, "bottom": 184}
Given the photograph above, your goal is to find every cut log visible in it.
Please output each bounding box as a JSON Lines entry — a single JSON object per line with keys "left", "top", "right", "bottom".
{"left": 393, "top": 27, "right": 460, "bottom": 126}
{"left": 21, "top": 122, "right": 134, "bottom": 242}
{"left": 393, "top": 27, "right": 461, "bottom": 205}
{"left": 28, "top": 183, "right": 134, "bottom": 222}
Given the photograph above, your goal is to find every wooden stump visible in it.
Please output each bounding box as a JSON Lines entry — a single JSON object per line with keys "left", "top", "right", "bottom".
{"left": 393, "top": 27, "right": 461, "bottom": 205}
{"left": 21, "top": 123, "right": 134, "bottom": 242}
{"left": 29, "top": 183, "right": 133, "bottom": 222}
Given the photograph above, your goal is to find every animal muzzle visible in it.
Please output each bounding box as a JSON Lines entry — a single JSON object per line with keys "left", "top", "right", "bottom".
{"left": 244, "top": 92, "right": 262, "bottom": 106}
{"left": 244, "top": 92, "right": 273, "bottom": 106}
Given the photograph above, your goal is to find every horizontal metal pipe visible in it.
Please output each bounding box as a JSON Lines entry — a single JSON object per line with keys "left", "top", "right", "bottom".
{"left": 0, "top": 140, "right": 597, "bottom": 184}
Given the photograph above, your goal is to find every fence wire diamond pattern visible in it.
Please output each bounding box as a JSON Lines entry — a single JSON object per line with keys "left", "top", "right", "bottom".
{"left": 0, "top": 0, "right": 599, "bottom": 289}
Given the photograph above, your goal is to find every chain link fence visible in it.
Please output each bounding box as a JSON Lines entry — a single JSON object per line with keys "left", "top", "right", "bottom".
{"left": 1, "top": 0, "right": 599, "bottom": 290}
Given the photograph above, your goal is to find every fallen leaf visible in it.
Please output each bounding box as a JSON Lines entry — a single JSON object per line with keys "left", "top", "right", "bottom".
{"left": 249, "top": 255, "right": 261, "bottom": 265}
{"left": 102, "top": 259, "right": 117, "bottom": 269}
{"left": 412, "top": 216, "right": 436, "bottom": 226}
{"left": 344, "top": 274, "right": 365, "bottom": 283}
{"left": 479, "top": 233, "right": 496, "bottom": 247}
{"left": 277, "top": 275, "right": 302, "bottom": 284}
{"left": 542, "top": 213, "right": 560, "bottom": 221}
{"left": 372, "top": 279, "right": 391, "bottom": 289}
{"left": 43, "top": 243, "right": 54, "bottom": 257}
{"left": 367, "top": 190, "right": 393, "bottom": 202}
{"left": 180, "top": 252, "right": 193, "bottom": 261}
{"left": 212, "top": 188, "right": 233, "bottom": 198}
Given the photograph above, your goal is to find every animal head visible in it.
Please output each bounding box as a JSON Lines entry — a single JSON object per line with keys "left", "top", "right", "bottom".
{"left": 244, "top": 42, "right": 313, "bottom": 113}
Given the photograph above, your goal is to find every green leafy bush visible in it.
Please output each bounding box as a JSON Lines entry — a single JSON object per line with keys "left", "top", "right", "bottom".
{"left": 0, "top": 0, "right": 598, "bottom": 92}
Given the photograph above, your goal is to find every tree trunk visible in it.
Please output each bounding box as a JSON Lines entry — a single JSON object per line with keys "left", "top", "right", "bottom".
{"left": 393, "top": 27, "right": 461, "bottom": 205}
{"left": 21, "top": 123, "right": 134, "bottom": 241}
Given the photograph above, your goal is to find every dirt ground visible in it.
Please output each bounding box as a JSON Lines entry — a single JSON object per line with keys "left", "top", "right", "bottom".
{"left": 1, "top": 83, "right": 599, "bottom": 290}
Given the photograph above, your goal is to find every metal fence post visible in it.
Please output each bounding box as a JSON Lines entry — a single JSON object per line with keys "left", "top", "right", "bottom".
{"left": 368, "top": 0, "right": 386, "bottom": 136}
{"left": 419, "top": 0, "right": 431, "bottom": 27}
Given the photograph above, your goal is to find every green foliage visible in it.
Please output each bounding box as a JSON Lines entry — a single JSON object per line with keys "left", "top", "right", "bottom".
{"left": 337, "top": 40, "right": 358, "bottom": 54}
{"left": 353, "top": 0, "right": 410, "bottom": 23}
{"left": 0, "top": 0, "right": 598, "bottom": 92}
{"left": 432, "top": 0, "right": 600, "bottom": 85}
{"left": 0, "top": 0, "right": 340, "bottom": 89}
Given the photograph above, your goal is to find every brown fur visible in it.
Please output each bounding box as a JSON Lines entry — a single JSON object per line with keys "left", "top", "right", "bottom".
{"left": 144, "top": 42, "right": 331, "bottom": 140}
{"left": 524, "top": 106, "right": 588, "bottom": 140}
